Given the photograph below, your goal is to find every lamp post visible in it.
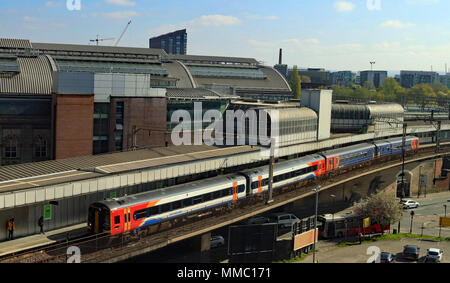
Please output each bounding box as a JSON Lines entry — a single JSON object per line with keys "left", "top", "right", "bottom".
{"left": 312, "top": 185, "right": 321, "bottom": 264}
{"left": 444, "top": 204, "right": 447, "bottom": 218}
{"left": 409, "top": 210, "right": 415, "bottom": 234}
{"left": 330, "top": 194, "right": 336, "bottom": 222}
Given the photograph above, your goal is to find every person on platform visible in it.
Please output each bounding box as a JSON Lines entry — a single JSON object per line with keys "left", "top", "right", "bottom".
{"left": 38, "top": 216, "right": 44, "bottom": 235}
{"left": 7, "top": 218, "right": 15, "bottom": 240}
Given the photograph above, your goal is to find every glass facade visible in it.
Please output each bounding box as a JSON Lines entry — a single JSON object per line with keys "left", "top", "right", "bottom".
{"left": 149, "top": 29, "right": 187, "bottom": 55}
{"left": 115, "top": 101, "right": 124, "bottom": 152}
{"left": 93, "top": 103, "right": 110, "bottom": 155}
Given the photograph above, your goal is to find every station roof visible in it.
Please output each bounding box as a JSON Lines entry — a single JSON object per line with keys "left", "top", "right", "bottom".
{"left": 166, "top": 88, "right": 239, "bottom": 100}
{"left": 0, "top": 145, "right": 260, "bottom": 193}
{"left": 0, "top": 55, "right": 54, "bottom": 95}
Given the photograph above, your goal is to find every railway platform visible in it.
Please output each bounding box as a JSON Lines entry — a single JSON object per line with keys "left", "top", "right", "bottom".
{"left": 0, "top": 223, "right": 86, "bottom": 258}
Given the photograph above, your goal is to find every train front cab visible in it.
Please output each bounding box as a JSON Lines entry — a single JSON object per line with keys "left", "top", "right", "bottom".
{"left": 88, "top": 203, "right": 111, "bottom": 234}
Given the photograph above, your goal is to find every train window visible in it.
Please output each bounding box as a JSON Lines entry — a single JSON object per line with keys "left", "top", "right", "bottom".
{"left": 149, "top": 207, "right": 158, "bottom": 216}
{"left": 213, "top": 191, "right": 221, "bottom": 199}
{"left": 172, "top": 201, "right": 182, "bottom": 210}
{"left": 263, "top": 179, "right": 269, "bottom": 186}
{"left": 114, "top": 215, "right": 120, "bottom": 225}
{"left": 238, "top": 184, "right": 245, "bottom": 193}
{"left": 183, "top": 198, "right": 193, "bottom": 207}
{"left": 223, "top": 188, "right": 231, "bottom": 196}
{"left": 193, "top": 197, "right": 203, "bottom": 205}
{"left": 134, "top": 209, "right": 148, "bottom": 220}
{"left": 161, "top": 203, "right": 171, "bottom": 213}
{"left": 203, "top": 193, "right": 212, "bottom": 202}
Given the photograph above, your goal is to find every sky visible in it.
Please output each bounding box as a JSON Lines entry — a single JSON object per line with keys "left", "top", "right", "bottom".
{"left": 0, "top": 0, "right": 449, "bottom": 74}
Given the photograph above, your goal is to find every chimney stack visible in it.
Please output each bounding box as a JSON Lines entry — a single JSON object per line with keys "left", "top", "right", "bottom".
{"left": 279, "top": 48, "right": 283, "bottom": 65}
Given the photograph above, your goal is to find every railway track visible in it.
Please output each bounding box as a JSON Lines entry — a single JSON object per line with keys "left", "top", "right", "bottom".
{"left": 2, "top": 142, "right": 450, "bottom": 263}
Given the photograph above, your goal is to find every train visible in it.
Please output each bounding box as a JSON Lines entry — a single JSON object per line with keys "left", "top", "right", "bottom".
{"left": 87, "top": 136, "right": 419, "bottom": 235}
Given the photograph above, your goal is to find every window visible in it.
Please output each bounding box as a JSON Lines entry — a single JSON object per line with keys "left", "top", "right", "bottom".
{"left": 161, "top": 203, "right": 171, "bottom": 213}
{"left": 114, "top": 216, "right": 120, "bottom": 225}
{"left": 149, "top": 207, "right": 158, "bottom": 216}
{"left": 134, "top": 209, "right": 148, "bottom": 220}
{"left": 34, "top": 136, "right": 47, "bottom": 158}
{"left": 4, "top": 136, "right": 18, "bottom": 159}
{"left": 193, "top": 197, "right": 203, "bottom": 205}
{"left": 238, "top": 184, "right": 245, "bottom": 193}
{"left": 172, "top": 201, "right": 182, "bottom": 210}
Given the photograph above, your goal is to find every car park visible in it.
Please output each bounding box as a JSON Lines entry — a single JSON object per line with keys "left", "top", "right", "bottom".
{"left": 403, "top": 245, "right": 420, "bottom": 261}
{"left": 210, "top": 235, "right": 225, "bottom": 248}
{"left": 401, "top": 200, "right": 420, "bottom": 209}
{"left": 425, "top": 248, "right": 443, "bottom": 263}
{"left": 380, "top": 252, "right": 394, "bottom": 263}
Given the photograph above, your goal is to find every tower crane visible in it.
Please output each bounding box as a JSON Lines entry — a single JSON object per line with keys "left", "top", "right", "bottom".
{"left": 90, "top": 35, "right": 115, "bottom": 46}
{"left": 114, "top": 20, "right": 132, "bottom": 47}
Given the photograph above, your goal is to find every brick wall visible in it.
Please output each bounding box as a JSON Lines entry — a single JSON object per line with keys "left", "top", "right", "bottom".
{"left": 54, "top": 94, "right": 94, "bottom": 159}
{"left": 110, "top": 97, "right": 167, "bottom": 152}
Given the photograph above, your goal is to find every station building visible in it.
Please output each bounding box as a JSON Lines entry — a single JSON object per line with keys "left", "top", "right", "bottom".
{"left": 0, "top": 38, "right": 291, "bottom": 165}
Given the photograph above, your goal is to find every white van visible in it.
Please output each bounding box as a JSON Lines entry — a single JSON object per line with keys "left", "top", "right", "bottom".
{"left": 269, "top": 213, "right": 300, "bottom": 229}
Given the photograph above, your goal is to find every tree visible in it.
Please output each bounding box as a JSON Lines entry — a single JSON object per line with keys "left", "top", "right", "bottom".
{"left": 300, "top": 75, "right": 311, "bottom": 84}
{"left": 430, "top": 81, "right": 449, "bottom": 95}
{"left": 355, "top": 191, "right": 403, "bottom": 230}
{"left": 407, "top": 83, "right": 436, "bottom": 98}
{"left": 379, "top": 78, "right": 406, "bottom": 102}
{"left": 290, "top": 65, "right": 301, "bottom": 99}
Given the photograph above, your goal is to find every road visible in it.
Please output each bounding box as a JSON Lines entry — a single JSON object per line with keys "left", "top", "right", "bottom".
{"left": 298, "top": 190, "right": 450, "bottom": 263}
{"left": 298, "top": 237, "right": 450, "bottom": 263}
{"left": 395, "top": 191, "right": 450, "bottom": 238}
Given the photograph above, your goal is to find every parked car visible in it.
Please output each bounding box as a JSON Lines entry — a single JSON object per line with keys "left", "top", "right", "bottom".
{"left": 210, "top": 235, "right": 225, "bottom": 248}
{"left": 380, "top": 252, "right": 395, "bottom": 263}
{"left": 246, "top": 216, "right": 271, "bottom": 225}
{"left": 269, "top": 213, "right": 300, "bottom": 229}
{"left": 403, "top": 245, "right": 420, "bottom": 261}
{"left": 401, "top": 200, "right": 420, "bottom": 209}
{"left": 425, "top": 248, "right": 443, "bottom": 263}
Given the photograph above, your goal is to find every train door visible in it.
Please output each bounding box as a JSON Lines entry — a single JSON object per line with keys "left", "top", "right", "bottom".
{"left": 123, "top": 207, "right": 131, "bottom": 233}
{"left": 88, "top": 203, "right": 111, "bottom": 234}
{"left": 110, "top": 210, "right": 123, "bottom": 235}
{"left": 258, "top": 176, "right": 263, "bottom": 196}
{"left": 232, "top": 182, "right": 238, "bottom": 203}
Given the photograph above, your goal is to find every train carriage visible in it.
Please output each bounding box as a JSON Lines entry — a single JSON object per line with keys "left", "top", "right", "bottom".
{"left": 240, "top": 154, "right": 325, "bottom": 196}
{"left": 384, "top": 136, "right": 419, "bottom": 154}
{"left": 320, "top": 143, "right": 376, "bottom": 172}
{"left": 373, "top": 140, "right": 392, "bottom": 158}
{"left": 87, "top": 136, "right": 421, "bottom": 236}
{"left": 88, "top": 174, "right": 246, "bottom": 235}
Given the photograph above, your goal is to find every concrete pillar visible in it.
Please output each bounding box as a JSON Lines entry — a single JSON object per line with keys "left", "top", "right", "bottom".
{"left": 193, "top": 232, "right": 211, "bottom": 252}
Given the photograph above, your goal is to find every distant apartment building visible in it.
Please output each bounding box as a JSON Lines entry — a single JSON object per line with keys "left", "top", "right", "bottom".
{"left": 274, "top": 64, "right": 288, "bottom": 79}
{"left": 287, "top": 68, "right": 330, "bottom": 88}
{"left": 359, "top": 70, "right": 387, "bottom": 88}
{"left": 439, "top": 73, "right": 450, "bottom": 88}
{"left": 400, "top": 70, "right": 439, "bottom": 88}
{"left": 149, "top": 29, "right": 187, "bottom": 55}
{"left": 329, "top": 71, "right": 356, "bottom": 87}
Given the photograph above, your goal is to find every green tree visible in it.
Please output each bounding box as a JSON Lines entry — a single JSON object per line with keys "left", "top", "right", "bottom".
{"left": 407, "top": 84, "right": 436, "bottom": 103}
{"left": 300, "top": 75, "right": 311, "bottom": 84}
{"left": 289, "top": 65, "right": 301, "bottom": 99}
{"left": 430, "top": 81, "right": 449, "bottom": 95}
{"left": 379, "top": 78, "right": 406, "bottom": 102}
